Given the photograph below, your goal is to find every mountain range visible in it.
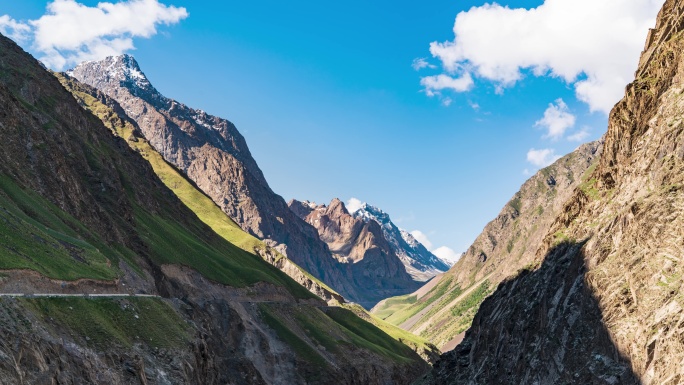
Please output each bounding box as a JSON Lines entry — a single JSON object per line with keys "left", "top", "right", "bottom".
{"left": 67, "top": 55, "right": 442, "bottom": 309}
{"left": 1, "top": 0, "right": 683, "bottom": 382}
{"left": 0, "top": 33, "right": 434, "bottom": 384}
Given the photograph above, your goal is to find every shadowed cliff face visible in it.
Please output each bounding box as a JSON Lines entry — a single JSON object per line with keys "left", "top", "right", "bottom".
{"left": 423, "top": 242, "right": 640, "bottom": 385}
{"left": 425, "top": 0, "right": 684, "bottom": 383}
{"left": 371, "top": 141, "right": 602, "bottom": 349}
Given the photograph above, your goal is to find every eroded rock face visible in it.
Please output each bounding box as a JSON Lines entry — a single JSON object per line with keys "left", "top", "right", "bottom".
{"left": 448, "top": 140, "right": 603, "bottom": 291}
{"left": 290, "top": 199, "right": 422, "bottom": 308}
{"left": 425, "top": 0, "right": 684, "bottom": 383}
{"left": 67, "top": 55, "right": 360, "bottom": 302}
{"left": 373, "top": 141, "right": 602, "bottom": 349}
{"left": 290, "top": 198, "right": 450, "bottom": 283}
{"left": 353, "top": 203, "right": 451, "bottom": 281}
{"left": 0, "top": 35, "right": 429, "bottom": 384}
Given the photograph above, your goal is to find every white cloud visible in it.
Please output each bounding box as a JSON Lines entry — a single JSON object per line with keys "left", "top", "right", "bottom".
{"left": 410, "top": 231, "right": 461, "bottom": 264}
{"left": 432, "top": 246, "right": 461, "bottom": 264}
{"left": 468, "top": 100, "right": 480, "bottom": 111}
{"left": 567, "top": 126, "right": 591, "bottom": 142}
{"left": 527, "top": 148, "right": 561, "bottom": 167}
{"left": 427, "top": 0, "right": 663, "bottom": 113}
{"left": 412, "top": 57, "right": 436, "bottom": 71}
{"left": 535, "top": 98, "right": 576, "bottom": 140}
{"left": 0, "top": 15, "right": 31, "bottom": 42}
{"left": 346, "top": 198, "right": 364, "bottom": 214}
{"left": 410, "top": 230, "right": 433, "bottom": 250}
{"left": 421, "top": 73, "right": 474, "bottom": 94}
{"left": 1, "top": 0, "right": 188, "bottom": 70}
{"left": 441, "top": 97, "right": 453, "bottom": 107}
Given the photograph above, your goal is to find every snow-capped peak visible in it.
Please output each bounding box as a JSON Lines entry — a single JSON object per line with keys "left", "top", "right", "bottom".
{"left": 67, "top": 54, "right": 153, "bottom": 92}
{"left": 400, "top": 229, "right": 420, "bottom": 248}
{"left": 349, "top": 199, "right": 451, "bottom": 279}
{"left": 353, "top": 203, "right": 391, "bottom": 226}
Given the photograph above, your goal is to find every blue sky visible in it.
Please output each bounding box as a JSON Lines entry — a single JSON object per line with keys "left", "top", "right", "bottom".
{"left": 0, "top": 0, "right": 663, "bottom": 261}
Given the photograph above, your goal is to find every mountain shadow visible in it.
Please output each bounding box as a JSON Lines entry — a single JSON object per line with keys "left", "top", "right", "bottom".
{"left": 423, "top": 240, "right": 641, "bottom": 385}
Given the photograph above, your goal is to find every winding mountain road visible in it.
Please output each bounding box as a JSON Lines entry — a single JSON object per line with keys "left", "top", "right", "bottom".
{"left": 0, "top": 293, "right": 160, "bottom": 298}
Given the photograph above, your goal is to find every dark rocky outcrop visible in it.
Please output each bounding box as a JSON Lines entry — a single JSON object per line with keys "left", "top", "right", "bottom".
{"left": 373, "top": 141, "right": 601, "bottom": 348}
{"left": 424, "top": 0, "right": 684, "bottom": 383}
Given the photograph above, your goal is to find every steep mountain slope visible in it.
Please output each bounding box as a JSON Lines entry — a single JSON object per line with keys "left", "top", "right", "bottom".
{"left": 289, "top": 198, "right": 422, "bottom": 307}
{"left": 353, "top": 202, "right": 451, "bottom": 280}
{"left": 67, "top": 55, "right": 361, "bottom": 302}
{"left": 0, "top": 34, "right": 429, "bottom": 384}
{"left": 373, "top": 140, "right": 602, "bottom": 349}
{"left": 424, "top": 0, "right": 684, "bottom": 383}
{"left": 56, "top": 72, "right": 344, "bottom": 305}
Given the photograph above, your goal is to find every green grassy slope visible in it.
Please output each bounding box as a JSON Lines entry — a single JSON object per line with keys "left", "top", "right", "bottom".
{"left": 24, "top": 297, "right": 189, "bottom": 348}
{"left": 340, "top": 303, "right": 437, "bottom": 358}
{"left": 0, "top": 36, "right": 430, "bottom": 382}
{"left": 372, "top": 276, "right": 492, "bottom": 348}
{"left": 259, "top": 303, "right": 418, "bottom": 365}
{"left": 57, "top": 73, "right": 334, "bottom": 297}
{"left": 0, "top": 175, "right": 124, "bottom": 281}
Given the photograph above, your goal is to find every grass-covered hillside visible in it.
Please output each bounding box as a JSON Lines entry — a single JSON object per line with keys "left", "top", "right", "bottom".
{"left": 0, "top": 33, "right": 429, "bottom": 384}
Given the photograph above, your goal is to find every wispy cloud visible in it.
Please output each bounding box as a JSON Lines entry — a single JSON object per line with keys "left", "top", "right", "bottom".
{"left": 410, "top": 231, "right": 460, "bottom": 265}
{"left": 567, "top": 126, "right": 591, "bottom": 142}
{"left": 535, "top": 98, "right": 576, "bottom": 140}
{"left": 0, "top": 15, "right": 31, "bottom": 42}
{"left": 432, "top": 246, "right": 460, "bottom": 264}
{"left": 412, "top": 57, "right": 436, "bottom": 71}
{"left": 410, "top": 230, "right": 433, "bottom": 249}
{"left": 421, "top": 73, "right": 474, "bottom": 94}
{"left": 527, "top": 148, "right": 561, "bottom": 167}
{"left": 425, "top": 0, "right": 663, "bottom": 113}
{"left": 1, "top": 0, "right": 188, "bottom": 70}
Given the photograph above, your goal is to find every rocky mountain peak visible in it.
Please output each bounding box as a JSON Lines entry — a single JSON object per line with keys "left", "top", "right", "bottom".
{"left": 67, "top": 54, "right": 156, "bottom": 95}
{"left": 327, "top": 198, "right": 350, "bottom": 217}
{"left": 292, "top": 198, "right": 451, "bottom": 282}
{"left": 354, "top": 203, "right": 391, "bottom": 226}
{"left": 399, "top": 229, "right": 420, "bottom": 249}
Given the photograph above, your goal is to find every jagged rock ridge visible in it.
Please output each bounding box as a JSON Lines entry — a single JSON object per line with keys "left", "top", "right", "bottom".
{"left": 291, "top": 199, "right": 450, "bottom": 282}
{"left": 0, "top": 34, "right": 429, "bottom": 384}
{"left": 57, "top": 72, "right": 345, "bottom": 306}
{"left": 424, "top": 0, "right": 684, "bottom": 383}
{"left": 353, "top": 202, "right": 451, "bottom": 280}
{"left": 372, "top": 140, "right": 602, "bottom": 350}
{"left": 289, "top": 198, "right": 423, "bottom": 308}
{"left": 68, "top": 55, "right": 366, "bottom": 304}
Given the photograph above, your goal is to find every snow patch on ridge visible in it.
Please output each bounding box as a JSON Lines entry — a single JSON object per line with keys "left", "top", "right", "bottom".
{"left": 349, "top": 200, "right": 452, "bottom": 280}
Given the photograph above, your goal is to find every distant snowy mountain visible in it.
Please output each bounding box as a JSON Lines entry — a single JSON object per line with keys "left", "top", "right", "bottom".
{"left": 291, "top": 198, "right": 450, "bottom": 283}
{"left": 352, "top": 203, "right": 451, "bottom": 281}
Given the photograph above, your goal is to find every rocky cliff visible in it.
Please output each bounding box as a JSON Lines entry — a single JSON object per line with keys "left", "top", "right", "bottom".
{"left": 372, "top": 140, "right": 602, "bottom": 349}
{"left": 352, "top": 202, "right": 451, "bottom": 281}
{"left": 424, "top": 0, "right": 684, "bottom": 383}
{"left": 0, "top": 33, "right": 430, "bottom": 384}
{"left": 289, "top": 199, "right": 422, "bottom": 307}
{"left": 66, "top": 55, "right": 361, "bottom": 302}
{"left": 56, "top": 71, "right": 345, "bottom": 306}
